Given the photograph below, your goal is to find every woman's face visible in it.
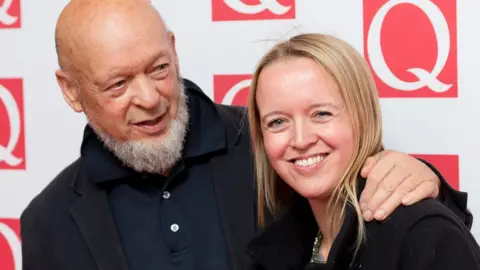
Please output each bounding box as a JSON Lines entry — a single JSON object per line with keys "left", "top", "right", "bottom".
{"left": 256, "top": 57, "right": 355, "bottom": 201}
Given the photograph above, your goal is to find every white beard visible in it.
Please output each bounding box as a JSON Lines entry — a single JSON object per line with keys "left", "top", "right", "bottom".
{"left": 89, "top": 80, "right": 189, "bottom": 175}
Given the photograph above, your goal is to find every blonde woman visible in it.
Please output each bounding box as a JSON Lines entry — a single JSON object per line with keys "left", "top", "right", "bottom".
{"left": 246, "top": 34, "right": 480, "bottom": 270}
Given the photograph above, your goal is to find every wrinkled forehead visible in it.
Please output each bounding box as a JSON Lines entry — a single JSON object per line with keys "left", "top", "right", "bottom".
{"left": 58, "top": 1, "right": 169, "bottom": 70}
{"left": 69, "top": 16, "right": 172, "bottom": 85}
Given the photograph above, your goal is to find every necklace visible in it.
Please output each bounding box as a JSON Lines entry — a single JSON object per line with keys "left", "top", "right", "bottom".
{"left": 310, "top": 230, "right": 326, "bottom": 263}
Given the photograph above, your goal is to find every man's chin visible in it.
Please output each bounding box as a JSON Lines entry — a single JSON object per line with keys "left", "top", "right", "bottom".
{"left": 92, "top": 117, "right": 187, "bottom": 174}
{"left": 128, "top": 129, "right": 171, "bottom": 144}
{"left": 99, "top": 135, "right": 182, "bottom": 175}
{"left": 85, "top": 77, "right": 189, "bottom": 174}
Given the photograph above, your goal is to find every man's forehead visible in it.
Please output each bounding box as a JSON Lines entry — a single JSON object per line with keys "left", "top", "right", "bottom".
{"left": 87, "top": 47, "right": 172, "bottom": 84}
{"left": 55, "top": 0, "right": 168, "bottom": 68}
{"left": 63, "top": 17, "right": 171, "bottom": 81}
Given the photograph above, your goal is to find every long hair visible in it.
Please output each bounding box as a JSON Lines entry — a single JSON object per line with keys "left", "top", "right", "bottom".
{"left": 247, "top": 33, "right": 384, "bottom": 254}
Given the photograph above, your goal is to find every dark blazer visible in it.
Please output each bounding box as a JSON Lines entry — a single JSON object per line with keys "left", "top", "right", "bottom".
{"left": 20, "top": 79, "right": 473, "bottom": 270}
{"left": 20, "top": 80, "right": 257, "bottom": 270}
{"left": 247, "top": 179, "right": 480, "bottom": 270}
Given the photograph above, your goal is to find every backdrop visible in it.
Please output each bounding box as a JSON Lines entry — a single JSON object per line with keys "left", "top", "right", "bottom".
{"left": 1, "top": 0, "right": 479, "bottom": 268}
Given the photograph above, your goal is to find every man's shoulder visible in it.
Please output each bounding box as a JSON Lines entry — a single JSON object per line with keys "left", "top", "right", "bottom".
{"left": 214, "top": 103, "right": 248, "bottom": 128}
{"left": 183, "top": 78, "right": 249, "bottom": 135}
{"left": 214, "top": 104, "right": 252, "bottom": 151}
{"left": 21, "top": 158, "right": 83, "bottom": 221}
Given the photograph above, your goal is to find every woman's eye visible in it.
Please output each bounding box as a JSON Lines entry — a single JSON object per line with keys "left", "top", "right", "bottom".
{"left": 315, "top": 110, "right": 332, "bottom": 118}
{"left": 268, "top": 119, "right": 285, "bottom": 127}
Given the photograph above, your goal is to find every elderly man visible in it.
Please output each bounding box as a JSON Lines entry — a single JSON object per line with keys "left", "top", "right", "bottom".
{"left": 20, "top": 0, "right": 471, "bottom": 270}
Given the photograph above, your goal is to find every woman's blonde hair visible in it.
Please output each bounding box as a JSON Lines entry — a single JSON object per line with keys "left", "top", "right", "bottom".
{"left": 248, "top": 33, "right": 384, "bottom": 253}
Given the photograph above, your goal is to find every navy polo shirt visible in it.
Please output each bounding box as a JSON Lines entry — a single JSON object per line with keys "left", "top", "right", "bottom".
{"left": 80, "top": 88, "right": 231, "bottom": 270}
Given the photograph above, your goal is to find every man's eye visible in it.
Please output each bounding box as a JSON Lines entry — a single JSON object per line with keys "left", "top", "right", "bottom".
{"left": 109, "top": 80, "right": 126, "bottom": 90}
{"left": 153, "top": 63, "right": 169, "bottom": 72}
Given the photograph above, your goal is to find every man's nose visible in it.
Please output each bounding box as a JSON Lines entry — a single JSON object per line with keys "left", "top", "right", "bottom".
{"left": 132, "top": 76, "right": 161, "bottom": 109}
{"left": 290, "top": 122, "right": 317, "bottom": 150}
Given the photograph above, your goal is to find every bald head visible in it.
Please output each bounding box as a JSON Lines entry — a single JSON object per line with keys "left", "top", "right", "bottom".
{"left": 54, "top": 0, "right": 186, "bottom": 175}
{"left": 55, "top": 0, "right": 169, "bottom": 74}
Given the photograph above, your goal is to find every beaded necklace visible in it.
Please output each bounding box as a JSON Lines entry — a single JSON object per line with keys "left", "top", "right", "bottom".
{"left": 310, "top": 230, "right": 326, "bottom": 263}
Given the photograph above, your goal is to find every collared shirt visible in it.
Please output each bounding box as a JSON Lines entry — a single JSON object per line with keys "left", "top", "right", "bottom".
{"left": 80, "top": 85, "right": 231, "bottom": 270}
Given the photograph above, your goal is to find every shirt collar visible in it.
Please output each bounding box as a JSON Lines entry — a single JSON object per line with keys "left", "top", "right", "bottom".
{"left": 181, "top": 79, "right": 226, "bottom": 158}
{"left": 80, "top": 78, "right": 226, "bottom": 183}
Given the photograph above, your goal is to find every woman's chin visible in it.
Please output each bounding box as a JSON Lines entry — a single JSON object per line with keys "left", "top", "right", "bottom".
{"left": 295, "top": 187, "right": 332, "bottom": 202}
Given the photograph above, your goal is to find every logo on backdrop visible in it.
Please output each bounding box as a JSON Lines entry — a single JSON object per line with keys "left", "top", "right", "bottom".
{"left": 412, "top": 154, "right": 459, "bottom": 190}
{"left": 212, "top": 0, "right": 295, "bottom": 21}
{"left": 0, "top": 0, "right": 21, "bottom": 28}
{"left": 213, "top": 74, "right": 251, "bottom": 106}
{"left": 0, "top": 79, "right": 25, "bottom": 170}
{"left": 363, "top": 0, "right": 457, "bottom": 97}
{"left": 0, "top": 219, "right": 21, "bottom": 270}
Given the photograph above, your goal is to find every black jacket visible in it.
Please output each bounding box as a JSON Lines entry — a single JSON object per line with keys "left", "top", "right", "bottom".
{"left": 20, "top": 79, "right": 473, "bottom": 270}
{"left": 247, "top": 179, "right": 480, "bottom": 270}
{"left": 20, "top": 79, "right": 258, "bottom": 270}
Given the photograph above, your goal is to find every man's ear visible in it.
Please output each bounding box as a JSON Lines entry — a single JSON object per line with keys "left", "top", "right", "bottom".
{"left": 168, "top": 31, "right": 179, "bottom": 67}
{"left": 55, "top": 69, "right": 84, "bottom": 113}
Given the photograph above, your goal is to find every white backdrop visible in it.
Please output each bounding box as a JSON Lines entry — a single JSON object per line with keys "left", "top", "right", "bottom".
{"left": 0, "top": 0, "right": 479, "bottom": 268}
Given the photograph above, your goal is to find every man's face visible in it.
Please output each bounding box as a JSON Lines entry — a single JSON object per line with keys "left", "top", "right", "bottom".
{"left": 57, "top": 11, "right": 189, "bottom": 174}
{"left": 78, "top": 31, "right": 181, "bottom": 144}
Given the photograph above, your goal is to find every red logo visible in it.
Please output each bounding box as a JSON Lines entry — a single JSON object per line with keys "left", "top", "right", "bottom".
{"left": 363, "top": 0, "right": 457, "bottom": 97}
{"left": 412, "top": 154, "right": 459, "bottom": 190}
{"left": 0, "top": 79, "right": 26, "bottom": 170}
{"left": 212, "top": 0, "right": 295, "bottom": 21}
{"left": 213, "top": 74, "right": 251, "bottom": 106}
{"left": 0, "top": 0, "right": 21, "bottom": 28}
{"left": 0, "top": 219, "right": 21, "bottom": 270}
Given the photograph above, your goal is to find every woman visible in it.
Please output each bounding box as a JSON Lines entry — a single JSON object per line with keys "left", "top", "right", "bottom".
{"left": 246, "top": 33, "right": 480, "bottom": 270}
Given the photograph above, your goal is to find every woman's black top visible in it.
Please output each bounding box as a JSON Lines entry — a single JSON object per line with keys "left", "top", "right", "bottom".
{"left": 246, "top": 178, "right": 480, "bottom": 270}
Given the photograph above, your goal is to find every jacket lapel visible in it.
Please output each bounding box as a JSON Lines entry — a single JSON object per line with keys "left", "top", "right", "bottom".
{"left": 210, "top": 105, "right": 257, "bottom": 270}
{"left": 70, "top": 166, "right": 129, "bottom": 270}
{"left": 210, "top": 147, "right": 256, "bottom": 270}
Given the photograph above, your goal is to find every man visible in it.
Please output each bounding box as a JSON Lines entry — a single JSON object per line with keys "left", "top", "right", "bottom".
{"left": 20, "top": 0, "right": 471, "bottom": 269}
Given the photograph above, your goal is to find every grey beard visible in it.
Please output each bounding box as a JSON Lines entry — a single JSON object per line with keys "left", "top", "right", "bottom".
{"left": 90, "top": 81, "right": 189, "bottom": 175}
